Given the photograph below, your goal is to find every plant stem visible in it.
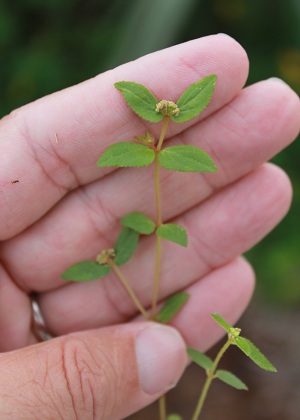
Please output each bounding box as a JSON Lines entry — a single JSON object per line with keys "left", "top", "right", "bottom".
{"left": 159, "top": 394, "right": 167, "bottom": 420}
{"left": 151, "top": 234, "right": 162, "bottom": 318}
{"left": 191, "top": 340, "right": 232, "bottom": 420}
{"left": 154, "top": 151, "right": 163, "bottom": 226}
{"left": 152, "top": 117, "right": 169, "bottom": 420}
{"left": 153, "top": 117, "right": 169, "bottom": 420}
{"left": 151, "top": 117, "right": 169, "bottom": 318}
{"left": 157, "top": 116, "right": 169, "bottom": 152}
{"left": 109, "top": 261, "right": 149, "bottom": 319}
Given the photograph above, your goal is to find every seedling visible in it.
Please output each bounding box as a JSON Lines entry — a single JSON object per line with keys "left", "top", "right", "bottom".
{"left": 62, "top": 76, "right": 276, "bottom": 419}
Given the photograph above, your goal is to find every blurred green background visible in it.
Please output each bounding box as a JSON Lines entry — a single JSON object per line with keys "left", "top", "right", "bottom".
{"left": 1, "top": 0, "right": 299, "bottom": 305}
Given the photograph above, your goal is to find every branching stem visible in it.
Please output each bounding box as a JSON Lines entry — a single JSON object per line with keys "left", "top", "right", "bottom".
{"left": 191, "top": 339, "right": 232, "bottom": 420}
{"left": 109, "top": 261, "right": 149, "bottom": 319}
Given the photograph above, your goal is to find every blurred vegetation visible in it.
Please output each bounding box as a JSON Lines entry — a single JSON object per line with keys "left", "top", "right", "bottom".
{"left": 0, "top": 0, "right": 299, "bottom": 305}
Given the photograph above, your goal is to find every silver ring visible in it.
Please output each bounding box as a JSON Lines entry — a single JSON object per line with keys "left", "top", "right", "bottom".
{"left": 31, "top": 296, "right": 53, "bottom": 341}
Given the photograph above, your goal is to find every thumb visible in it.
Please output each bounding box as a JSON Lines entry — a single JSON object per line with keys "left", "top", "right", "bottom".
{"left": 0, "top": 322, "right": 187, "bottom": 419}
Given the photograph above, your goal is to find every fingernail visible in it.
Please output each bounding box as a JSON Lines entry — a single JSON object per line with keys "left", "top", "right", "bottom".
{"left": 268, "top": 77, "right": 289, "bottom": 86}
{"left": 135, "top": 323, "right": 187, "bottom": 395}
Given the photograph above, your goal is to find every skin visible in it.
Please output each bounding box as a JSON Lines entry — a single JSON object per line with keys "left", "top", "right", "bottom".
{"left": 0, "top": 34, "right": 299, "bottom": 419}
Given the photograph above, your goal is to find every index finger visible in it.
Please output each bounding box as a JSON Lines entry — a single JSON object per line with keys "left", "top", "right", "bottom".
{"left": 0, "top": 34, "right": 248, "bottom": 240}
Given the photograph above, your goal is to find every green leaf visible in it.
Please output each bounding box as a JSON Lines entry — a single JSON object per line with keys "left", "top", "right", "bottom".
{"left": 121, "top": 212, "right": 156, "bottom": 235}
{"left": 235, "top": 337, "right": 277, "bottom": 372}
{"left": 157, "top": 293, "right": 189, "bottom": 323}
{"left": 210, "top": 313, "right": 232, "bottom": 333}
{"left": 61, "top": 261, "right": 110, "bottom": 281}
{"left": 115, "top": 81, "right": 163, "bottom": 122}
{"left": 97, "top": 142, "right": 155, "bottom": 168}
{"left": 215, "top": 370, "right": 248, "bottom": 390}
{"left": 114, "top": 227, "right": 139, "bottom": 266}
{"left": 187, "top": 348, "right": 213, "bottom": 370}
{"left": 159, "top": 145, "right": 217, "bottom": 173}
{"left": 156, "top": 223, "right": 188, "bottom": 247}
{"left": 167, "top": 415, "right": 182, "bottom": 420}
{"left": 172, "top": 75, "right": 217, "bottom": 123}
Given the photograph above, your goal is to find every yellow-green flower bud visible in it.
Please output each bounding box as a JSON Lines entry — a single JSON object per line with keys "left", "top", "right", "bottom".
{"left": 228, "top": 327, "right": 242, "bottom": 342}
{"left": 96, "top": 248, "right": 115, "bottom": 265}
{"left": 155, "top": 100, "right": 180, "bottom": 117}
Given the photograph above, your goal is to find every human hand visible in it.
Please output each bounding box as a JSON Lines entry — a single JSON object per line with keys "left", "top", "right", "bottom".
{"left": 0, "top": 34, "right": 299, "bottom": 419}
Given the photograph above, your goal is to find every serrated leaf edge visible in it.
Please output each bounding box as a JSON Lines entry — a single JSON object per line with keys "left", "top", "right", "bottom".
{"left": 97, "top": 142, "right": 155, "bottom": 168}
{"left": 114, "top": 81, "right": 163, "bottom": 123}
{"left": 172, "top": 75, "right": 217, "bottom": 123}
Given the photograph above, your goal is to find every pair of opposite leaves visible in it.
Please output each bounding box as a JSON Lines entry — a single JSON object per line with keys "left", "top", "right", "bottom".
{"left": 97, "top": 75, "right": 218, "bottom": 172}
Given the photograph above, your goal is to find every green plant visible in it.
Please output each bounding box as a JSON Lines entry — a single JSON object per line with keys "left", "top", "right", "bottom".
{"left": 61, "top": 76, "right": 276, "bottom": 419}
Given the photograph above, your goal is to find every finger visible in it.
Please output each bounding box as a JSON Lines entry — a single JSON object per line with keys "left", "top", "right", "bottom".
{"left": 0, "top": 323, "right": 187, "bottom": 419}
{"left": 38, "top": 163, "right": 290, "bottom": 334}
{"left": 0, "top": 34, "right": 249, "bottom": 240}
{"left": 0, "top": 263, "right": 34, "bottom": 351}
{"left": 2, "top": 79, "right": 299, "bottom": 290}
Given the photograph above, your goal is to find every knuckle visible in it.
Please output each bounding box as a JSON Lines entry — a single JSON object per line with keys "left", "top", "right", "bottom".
{"left": 59, "top": 336, "right": 118, "bottom": 420}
